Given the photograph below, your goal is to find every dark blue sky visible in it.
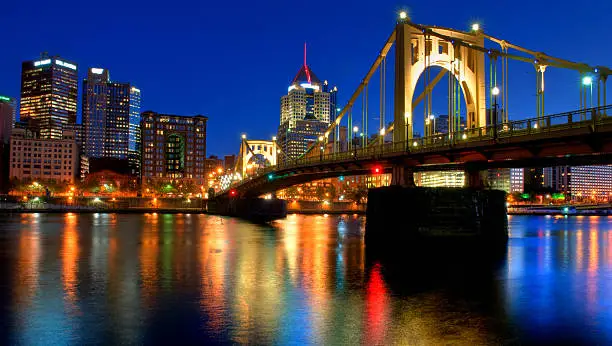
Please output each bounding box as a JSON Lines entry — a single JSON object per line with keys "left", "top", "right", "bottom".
{"left": 1, "top": 0, "right": 610, "bottom": 156}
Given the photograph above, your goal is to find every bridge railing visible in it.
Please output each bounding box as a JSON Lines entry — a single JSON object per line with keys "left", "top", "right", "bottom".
{"left": 223, "top": 105, "right": 612, "bottom": 193}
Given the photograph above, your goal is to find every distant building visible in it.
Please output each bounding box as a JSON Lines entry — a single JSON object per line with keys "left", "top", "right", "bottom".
{"left": 0, "top": 95, "right": 16, "bottom": 131}
{"left": 544, "top": 165, "right": 612, "bottom": 201}
{"left": 82, "top": 68, "right": 141, "bottom": 176}
{"left": 416, "top": 171, "right": 465, "bottom": 187}
{"left": 524, "top": 168, "right": 544, "bottom": 193}
{"left": 487, "top": 168, "right": 524, "bottom": 193}
{"left": 277, "top": 49, "right": 336, "bottom": 161}
{"left": 140, "top": 111, "right": 207, "bottom": 186}
{"left": 9, "top": 128, "right": 78, "bottom": 184}
{"left": 0, "top": 95, "right": 15, "bottom": 192}
{"left": 543, "top": 166, "right": 570, "bottom": 193}
{"left": 224, "top": 154, "right": 236, "bottom": 172}
{"left": 19, "top": 53, "right": 78, "bottom": 139}
{"left": 434, "top": 114, "right": 466, "bottom": 134}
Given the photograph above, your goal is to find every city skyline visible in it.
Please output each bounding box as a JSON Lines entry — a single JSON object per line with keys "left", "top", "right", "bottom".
{"left": 1, "top": 1, "right": 611, "bottom": 156}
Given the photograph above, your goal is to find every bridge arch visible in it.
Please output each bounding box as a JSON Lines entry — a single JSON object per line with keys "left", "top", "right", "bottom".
{"left": 395, "top": 25, "right": 486, "bottom": 141}
{"left": 240, "top": 140, "right": 277, "bottom": 177}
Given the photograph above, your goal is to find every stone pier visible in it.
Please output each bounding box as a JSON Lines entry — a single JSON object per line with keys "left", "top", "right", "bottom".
{"left": 365, "top": 186, "right": 508, "bottom": 250}
{"left": 208, "top": 197, "right": 287, "bottom": 222}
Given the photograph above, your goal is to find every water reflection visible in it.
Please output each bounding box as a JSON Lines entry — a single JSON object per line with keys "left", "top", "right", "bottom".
{"left": 2, "top": 214, "right": 612, "bottom": 344}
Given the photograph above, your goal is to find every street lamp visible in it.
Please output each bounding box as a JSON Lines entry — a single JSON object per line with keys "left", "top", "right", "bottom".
{"left": 241, "top": 134, "right": 246, "bottom": 139}
{"left": 491, "top": 86, "right": 500, "bottom": 140}
{"left": 471, "top": 23, "right": 480, "bottom": 32}
{"left": 582, "top": 76, "right": 593, "bottom": 108}
{"left": 399, "top": 11, "right": 408, "bottom": 20}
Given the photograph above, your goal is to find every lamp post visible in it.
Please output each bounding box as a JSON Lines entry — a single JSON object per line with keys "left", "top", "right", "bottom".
{"left": 582, "top": 76, "right": 593, "bottom": 109}
{"left": 318, "top": 135, "right": 324, "bottom": 161}
{"left": 352, "top": 126, "right": 359, "bottom": 158}
{"left": 492, "top": 86, "right": 500, "bottom": 140}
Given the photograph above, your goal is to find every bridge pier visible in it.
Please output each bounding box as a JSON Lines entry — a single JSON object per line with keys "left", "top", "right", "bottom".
{"left": 366, "top": 186, "right": 507, "bottom": 251}
{"left": 465, "top": 168, "right": 484, "bottom": 189}
{"left": 391, "top": 165, "right": 415, "bottom": 187}
{"left": 208, "top": 197, "right": 287, "bottom": 222}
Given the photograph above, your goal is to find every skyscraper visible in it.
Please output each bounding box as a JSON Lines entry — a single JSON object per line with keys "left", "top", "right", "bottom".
{"left": 0, "top": 96, "right": 15, "bottom": 143}
{"left": 277, "top": 47, "right": 336, "bottom": 161}
{"left": 19, "top": 53, "right": 78, "bottom": 139}
{"left": 82, "top": 68, "right": 141, "bottom": 175}
{"left": 0, "top": 95, "right": 16, "bottom": 130}
{"left": 140, "top": 112, "right": 207, "bottom": 186}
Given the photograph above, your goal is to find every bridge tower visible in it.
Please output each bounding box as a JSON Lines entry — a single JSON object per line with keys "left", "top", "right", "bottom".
{"left": 393, "top": 18, "right": 486, "bottom": 143}
{"left": 238, "top": 138, "right": 277, "bottom": 178}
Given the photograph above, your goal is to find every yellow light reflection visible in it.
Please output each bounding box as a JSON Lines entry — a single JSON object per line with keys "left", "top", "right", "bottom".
{"left": 62, "top": 213, "right": 80, "bottom": 311}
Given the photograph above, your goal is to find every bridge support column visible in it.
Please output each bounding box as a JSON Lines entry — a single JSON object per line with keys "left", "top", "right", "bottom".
{"left": 465, "top": 168, "right": 484, "bottom": 189}
{"left": 391, "top": 165, "right": 415, "bottom": 187}
{"left": 365, "top": 187, "right": 508, "bottom": 252}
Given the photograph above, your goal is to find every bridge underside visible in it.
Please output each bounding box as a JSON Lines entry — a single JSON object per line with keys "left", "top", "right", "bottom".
{"left": 221, "top": 123, "right": 612, "bottom": 198}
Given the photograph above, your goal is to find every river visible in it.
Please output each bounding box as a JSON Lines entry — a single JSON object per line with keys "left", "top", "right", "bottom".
{"left": 0, "top": 213, "right": 611, "bottom": 344}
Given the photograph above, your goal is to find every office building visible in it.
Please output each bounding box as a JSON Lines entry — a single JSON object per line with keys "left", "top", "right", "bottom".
{"left": 82, "top": 68, "right": 141, "bottom": 176}
{"left": 9, "top": 128, "right": 78, "bottom": 184}
{"left": 415, "top": 171, "right": 465, "bottom": 187}
{"left": 19, "top": 53, "right": 78, "bottom": 139}
{"left": 543, "top": 166, "right": 570, "bottom": 193}
{"left": 224, "top": 154, "right": 237, "bottom": 172}
{"left": 141, "top": 111, "right": 207, "bottom": 186}
{"left": 487, "top": 168, "right": 524, "bottom": 193}
{"left": 434, "top": 114, "right": 466, "bottom": 134}
{"left": 0, "top": 95, "right": 17, "bottom": 130}
{"left": 524, "top": 168, "right": 544, "bottom": 193}
{"left": 277, "top": 50, "right": 336, "bottom": 161}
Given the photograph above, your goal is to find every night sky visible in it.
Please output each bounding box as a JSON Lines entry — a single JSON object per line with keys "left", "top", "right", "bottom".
{"left": 1, "top": 0, "right": 610, "bottom": 156}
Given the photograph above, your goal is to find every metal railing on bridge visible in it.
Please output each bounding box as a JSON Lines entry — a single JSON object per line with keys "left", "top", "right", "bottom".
{"left": 224, "top": 105, "right": 612, "bottom": 192}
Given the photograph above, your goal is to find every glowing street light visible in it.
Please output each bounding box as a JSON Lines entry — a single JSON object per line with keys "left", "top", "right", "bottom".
{"left": 272, "top": 136, "right": 277, "bottom": 141}
{"left": 491, "top": 86, "right": 500, "bottom": 96}
{"left": 471, "top": 23, "right": 480, "bottom": 32}
{"left": 353, "top": 126, "right": 359, "bottom": 133}
{"left": 399, "top": 11, "right": 408, "bottom": 20}
{"left": 241, "top": 134, "right": 247, "bottom": 139}
{"left": 318, "top": 135, "right": 324, "bottom": 142}
{"left": 380, "top": 128, "right": 386, "bottom": 136}
{"left": 583, "top": 76, "right": 593, "bottom": 108}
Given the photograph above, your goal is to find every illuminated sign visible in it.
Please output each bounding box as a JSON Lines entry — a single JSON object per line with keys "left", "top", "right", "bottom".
{"left": 300, "top": 83, "right": 319, "bottom": 91}
{"left": 33, "top": 59, "right": 51, "bottom": 67}
{"left": 91, "top": 68, "right": 104, "bottom": 74}
{"left": 0, "top": 95, "right": 11, "bottom": 102}
{"left": 55, "top": 60, "right": 77, "bottom": 70}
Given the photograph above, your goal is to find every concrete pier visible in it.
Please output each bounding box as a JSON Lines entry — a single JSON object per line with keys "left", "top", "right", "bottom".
{"left": 365, "top": 186, "right": 507, "bottom": 250}
{"left": 208, "top": 197, "right": 287, "bottom": 222}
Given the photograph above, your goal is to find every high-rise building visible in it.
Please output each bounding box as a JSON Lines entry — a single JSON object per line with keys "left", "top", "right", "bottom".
{"left": 82, "top": 68, "right": 141, "bottom": 176}
{"left": 434, "top": 114, "right": 466, "bottom": 134}
{"left": 277, "top": 49, "right": 336, "bottom": 161}
{"left": 0, "top": 95, "right": 15, "bottom": 143}
{"left": 9, "top": 128, "right": 78, "bottom": 184}
{"left": 0, "top": 95, "right": 16, "bottom": 130}
{"left": 224, "top": 154, "right": 237, "bottom": 172}
{"left": 487, "top": 168, "right": 524, "bottom": 193}
{"left": 524, "top": 167, "right": 544, "bottom": 193}
{"left": 141, "top": 112, "right": 207, "bottom": 186}
{"left": 415, "top": 171, "right": 465, "bottom": 187}
{"left": 543, "top": 166, "right": 570, "bottom": 193}
{"left": 19, "top": 53, "right": 78, "bottom": 139}
{"left": 567, "top": 166, "right": 612, "bottom": 201}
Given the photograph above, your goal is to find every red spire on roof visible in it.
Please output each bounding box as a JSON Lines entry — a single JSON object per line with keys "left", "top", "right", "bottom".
{"left": 304, "top": 42, "right": 311, "bottom": 83}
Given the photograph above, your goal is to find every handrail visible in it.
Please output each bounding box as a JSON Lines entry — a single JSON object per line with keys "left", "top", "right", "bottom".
{"left": 221, "top": 105, "right": 612, "bottom": 194}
